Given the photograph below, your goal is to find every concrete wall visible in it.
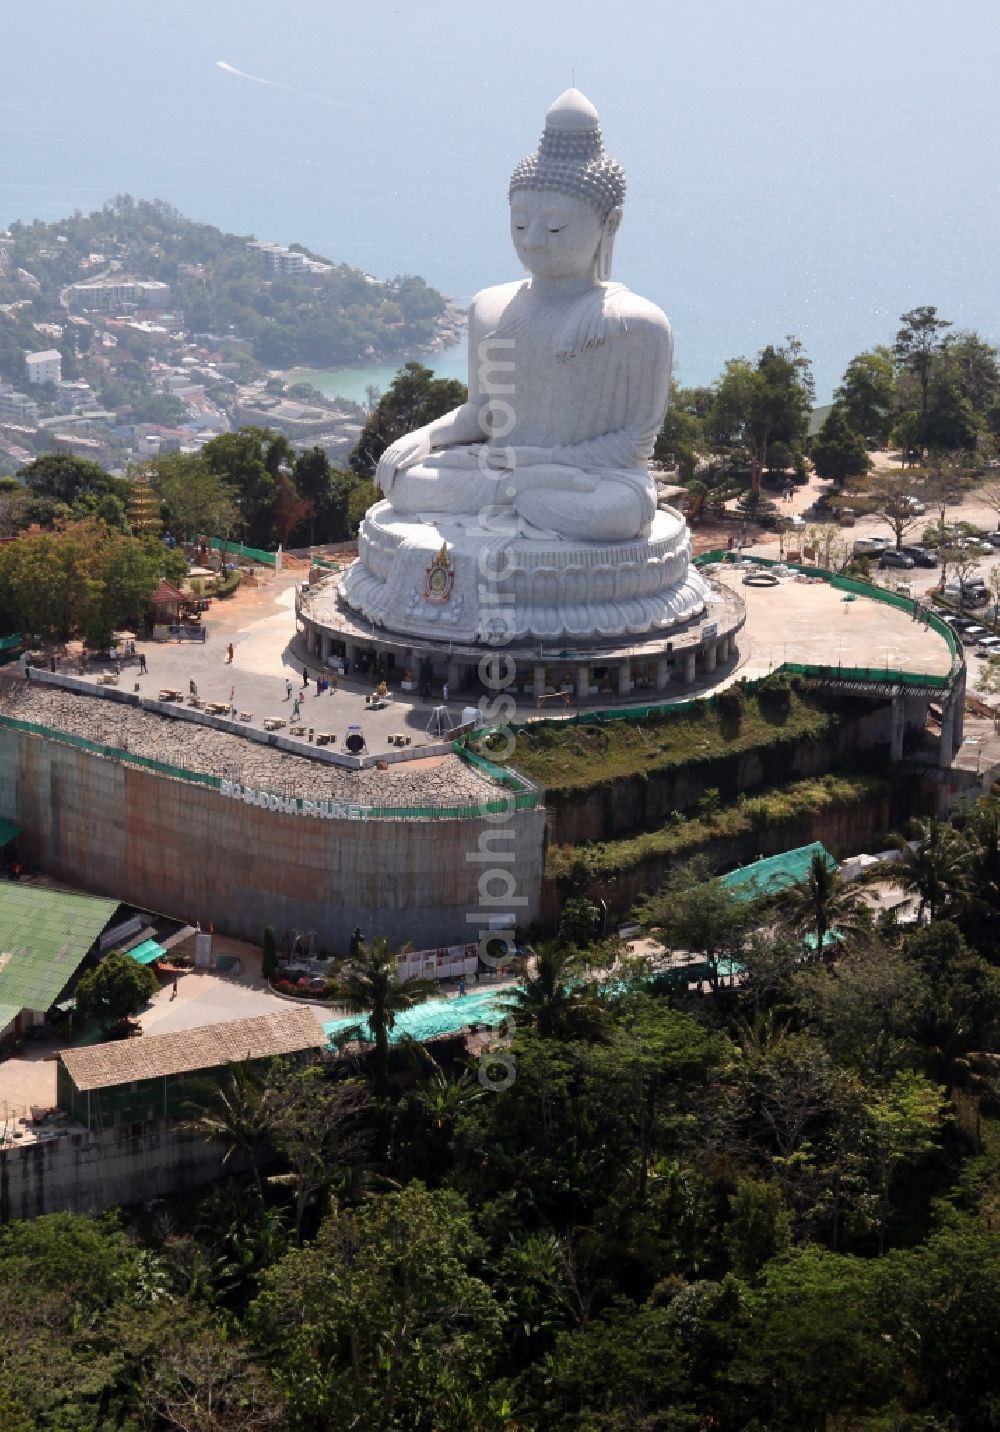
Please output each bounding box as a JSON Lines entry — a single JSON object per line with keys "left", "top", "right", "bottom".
{"left": 0, "top": 1121, "right": 237, "bottom": 1219}
{"left": 543, "top": 783, "right": 908, "bottom": 922}
{"left": 543, "top": 699, "right": 914, "bottom": 846}
{"left": 0, "top": 728, "right": 546, "bottom": 950}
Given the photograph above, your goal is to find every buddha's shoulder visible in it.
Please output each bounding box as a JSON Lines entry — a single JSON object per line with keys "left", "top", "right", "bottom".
{"left": 603, "top": 285, "right": 672, "bottom": 339}
{"left": 469, "top": 281, "right": 528, "bottom": 329}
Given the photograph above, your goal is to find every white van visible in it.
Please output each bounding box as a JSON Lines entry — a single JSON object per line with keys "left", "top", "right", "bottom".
{"left": 853, "top": 536, "right": 891, "bottom": 556}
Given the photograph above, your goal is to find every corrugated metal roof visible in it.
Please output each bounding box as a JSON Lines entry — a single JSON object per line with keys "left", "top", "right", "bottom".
{"left": 0, "top": 885, "right": 118, "bottom": 1012}
{"left": 60, "top": 1008, "right": 325, "bottom": 1091}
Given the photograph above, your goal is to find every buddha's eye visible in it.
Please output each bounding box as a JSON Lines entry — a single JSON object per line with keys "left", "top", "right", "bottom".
{"left": 515, "top": 224, "right": 526, "bottom": 231}
{"left": 548, "top": 226, "right": 565, "bottom": 234}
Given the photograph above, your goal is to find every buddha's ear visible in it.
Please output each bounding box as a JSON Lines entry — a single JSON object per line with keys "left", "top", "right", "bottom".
{"left": 597, "top": 208, "right": 622, "bottom": 281}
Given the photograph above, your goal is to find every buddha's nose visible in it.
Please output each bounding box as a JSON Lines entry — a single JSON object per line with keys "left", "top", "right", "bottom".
{"left": 522, "top": 220, "right": 548, "bottom": 250}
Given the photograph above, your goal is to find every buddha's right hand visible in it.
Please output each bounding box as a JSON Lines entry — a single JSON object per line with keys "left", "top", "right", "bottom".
{"left": 377, "top": 431, "right": 433, "bottom": 495}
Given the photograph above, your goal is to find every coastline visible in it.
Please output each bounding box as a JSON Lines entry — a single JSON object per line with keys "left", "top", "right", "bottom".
{"left": 283, "top": 305, "right": 468, "bottom": 404}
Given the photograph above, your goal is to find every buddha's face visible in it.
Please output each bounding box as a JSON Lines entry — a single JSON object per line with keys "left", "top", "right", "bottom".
{"left": 510, "top": 189, "right": 610, "bottom": 283}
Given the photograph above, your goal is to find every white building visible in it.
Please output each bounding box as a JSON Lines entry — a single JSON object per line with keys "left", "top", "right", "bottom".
{"left": 25, "top": 349, "right": 62, "bottom": 386}
{"left": 246, "top": 241, "right": 308, "bottom": 275}
{"left": 68, "top": 279, "right": 171, "bottom": 312}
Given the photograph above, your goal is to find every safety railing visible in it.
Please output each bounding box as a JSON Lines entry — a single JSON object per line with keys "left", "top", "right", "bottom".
{"left": 696, "top": 549, "right": 963, "bottom": 679}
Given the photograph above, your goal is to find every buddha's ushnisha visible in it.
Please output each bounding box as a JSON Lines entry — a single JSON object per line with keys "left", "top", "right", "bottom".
{"left": 376, "top": 88, "right": 673, "bottom": 544}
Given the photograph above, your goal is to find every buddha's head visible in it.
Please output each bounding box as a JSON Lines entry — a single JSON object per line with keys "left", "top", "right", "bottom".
{"left": 509, "top": 88, "right": 626, "bottom": 284}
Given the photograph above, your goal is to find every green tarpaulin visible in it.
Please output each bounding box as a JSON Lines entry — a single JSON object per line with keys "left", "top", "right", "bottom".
{"left": 720, "top": 842, "right": 836, "bottom": 903}
{"left": 0, "top": 820, "right": 20, "bottom": 848}
{"left": 126, "top": 939, "right": 165, "bottom": 966}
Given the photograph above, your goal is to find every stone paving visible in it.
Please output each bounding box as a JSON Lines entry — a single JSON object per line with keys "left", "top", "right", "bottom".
{"left": 0, "top": 680, "right": 501, "bottom": 807}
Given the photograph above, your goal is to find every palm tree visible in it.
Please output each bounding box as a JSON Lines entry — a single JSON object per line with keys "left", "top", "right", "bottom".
{"left": 182, "top": 1063, "right": 278, "bottom": 1192}
{"left": 893, "top": 817, "right": 969, "bottom": 924}
{"left": 328, "top": 937, "right": 438, "bottom": 1094}
{"left": 500, "top": 943, "right": 609, "bottom": 1041}
{"left": 780, "top": 850, "right": 871, "bottom": 958}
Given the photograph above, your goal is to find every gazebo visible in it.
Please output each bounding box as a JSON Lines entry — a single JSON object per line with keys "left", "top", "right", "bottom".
{"left": 148, "top": 579, "right": 186, "bottom": 626}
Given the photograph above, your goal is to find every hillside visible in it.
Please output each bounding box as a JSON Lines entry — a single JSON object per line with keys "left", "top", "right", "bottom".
{"left": 0, "top": 194, "right": 451, "bottom": 375}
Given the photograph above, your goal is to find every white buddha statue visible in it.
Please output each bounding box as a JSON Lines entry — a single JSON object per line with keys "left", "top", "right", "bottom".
{"left": 376, "top": 87, "right": 670, "bottom": 545}
{"left": 340, "top": 89, "right": 709, "bottom": 644}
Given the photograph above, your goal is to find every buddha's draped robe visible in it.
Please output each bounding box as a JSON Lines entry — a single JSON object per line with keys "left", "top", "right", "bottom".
{"left": 383, "top": 280, "right": 672, "bottom": 543}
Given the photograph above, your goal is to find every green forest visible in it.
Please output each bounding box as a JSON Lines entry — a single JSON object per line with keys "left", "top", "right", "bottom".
{"left": 7, "top": 816, "right": 1000, "bottom": 1431}
{"left": 0, "top": 195, "right": 449, "bottom": 375}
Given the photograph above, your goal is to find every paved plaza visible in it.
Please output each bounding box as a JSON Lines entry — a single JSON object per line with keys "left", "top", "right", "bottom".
{"left": 12, "top": 541, "right": 957, "bottom": 774}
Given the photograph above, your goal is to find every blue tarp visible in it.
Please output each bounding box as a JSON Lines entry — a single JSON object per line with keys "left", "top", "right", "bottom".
{"left": 324, "top": 986, "right": 511, "bottom": 1046}
{"left": 126, "top": 938, "right": 165, "bottom": 966}
{"left": 720, "top": 842, "right": 836, "bottom": 903}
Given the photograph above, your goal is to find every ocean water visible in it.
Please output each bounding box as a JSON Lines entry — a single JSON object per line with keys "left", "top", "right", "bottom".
{"left": 2, "top": 0, "right": 999, "bottom": 402}
{"left": 285, "top": 337, "right": 469, "bottom": 406}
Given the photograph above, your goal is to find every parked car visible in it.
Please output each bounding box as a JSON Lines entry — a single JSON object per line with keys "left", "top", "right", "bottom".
{"left": 899, "top": 545, "right": 939, "bottom": 567}
{"left": 902, "top": 496, "right": 926, "bottom": 515}
{"left": 879, "top": 550, "right": 915, "bottom": 569}
{"left": 986, "top": 531, "right": 1000, "bottom": 547}
{"left": 943, "top": 583, "right": 989, "bottom": 607}
{"left": 853, "top": 535, "right": 892, "bottom": 556}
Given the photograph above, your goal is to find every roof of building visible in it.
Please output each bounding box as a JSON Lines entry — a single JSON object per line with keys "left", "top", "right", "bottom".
{"left": 150, "top": 578, "right": 186, "bottom": 605}
{"left": 25, "top": 349, "right": 61, "bottom": 364}
{"left": 719, "top": 841, "right": 836, "bottom": 903}
{"left": 60, "top": 1008, "right": 326, "bottom": 1091}
{"left": 0, "top": 885, "right": 119, "bottom": 1012}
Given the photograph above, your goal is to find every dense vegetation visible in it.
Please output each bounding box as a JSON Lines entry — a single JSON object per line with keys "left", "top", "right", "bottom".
{"left": 502, "top": 681, "right": 838, "bottom": 795}
{"left": 657, "top": 308, "right": 1000, "bottom": 527}
{"left": 5, "top": 799, "right": 1000, "bottom": 1429}
{"left": 0, "top": 195, "right": 449, "bottom": 375}
{"left": 547, "top": 771, "right": 888, "bottom": 882}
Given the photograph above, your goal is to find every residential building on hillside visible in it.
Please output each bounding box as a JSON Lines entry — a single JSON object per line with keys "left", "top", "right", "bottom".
{"left": 25, "top": 349, "right": 62, "bottom": 386}
{"left": 68, "top": 279, "right": 171, "bottom": 312}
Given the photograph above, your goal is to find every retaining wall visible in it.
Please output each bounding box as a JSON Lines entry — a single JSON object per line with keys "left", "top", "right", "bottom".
{"left": 0, "top": 1121, "right": 237, "bottom": 1219}
{"left": 542, "top": 783, "right": 909, "bottom": 922}
{"left": 0, "top": 727, "right": 546, "bottom": 949}
{"left": 542, "top": 698, "right": 920, "bottom": 846}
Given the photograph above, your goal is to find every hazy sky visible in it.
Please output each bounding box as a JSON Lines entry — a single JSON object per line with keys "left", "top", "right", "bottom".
{"left": 2, "top": 0, "right": 998, "bottom": 397}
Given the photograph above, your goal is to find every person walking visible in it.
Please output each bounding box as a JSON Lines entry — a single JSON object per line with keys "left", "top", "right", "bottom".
{"left": 226, "top": 642, "right": 234, "bottom": 664}
{"left": 189, "top": 678, "right": 197, "bottom": 698}
{"left": 442, "top": 681, "right": 449, "bottom": 704}
{"left": 285, "top": 678, "right": 293, "bottom": 701}
{"left": 138, "top": 652, "right": 147, "bottom": 674}
{"left": 302, "top": 666, "right": 309, "bottom": 690}
{"left": 170, "top": 974, "right": 178, "bottom": 1001}
{"left": 292, "top": 696, "right": 301, "bottom": 720}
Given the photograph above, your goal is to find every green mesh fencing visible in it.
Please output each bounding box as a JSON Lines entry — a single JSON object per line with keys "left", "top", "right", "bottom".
{"left": 0, "top": 712, "right": 222, "bottom": 789}
{"left": 0, "top": 634, "right": 21, "bottom": 652}
{"left": 210, "top": 538, "right": 277, "bottom": 566}
{"left": 0, "top": 713, "right": 540, "bottom": 821}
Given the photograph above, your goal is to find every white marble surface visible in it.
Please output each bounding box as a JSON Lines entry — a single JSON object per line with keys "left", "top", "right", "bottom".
{"left": 341, "top": 502, "right": 709, "bottom": 644}
{"left": 346, "top": 89, "right": 705, "bottom": 645}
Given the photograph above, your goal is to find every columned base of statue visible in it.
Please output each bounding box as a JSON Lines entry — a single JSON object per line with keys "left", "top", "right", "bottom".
{"left": 339, "top": 501, "right": 710, "bottom": 646}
